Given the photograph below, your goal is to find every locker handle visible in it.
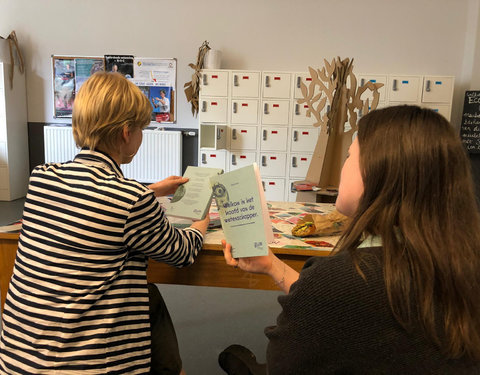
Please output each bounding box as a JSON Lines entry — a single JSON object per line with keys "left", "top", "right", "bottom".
{"left": 293, "top": 130, "right": 298, "bottom": 142}
{"left": 233, "top": 102, "right": 238, "bottom": 114}
{"left": 296, "top": 76, "right": 301, "bottom": 88}
{"left": 263, "top": 130, "right": 267, "bottom": 141}
{"left": 202, "top": 74, "right": 208, "bottom": 86}
{"left": 262, "top": 155, "right": 267, "bottom": 167}
{"left": 360, "top": 78, "right": 365, "bottom": 86}
{"left": 425, "top": 80, "right": 431, "bottom": 92}
{"left": 234, "top": 75, "right": 239, "bottom": 87}
{"left": 264, "top": 103, "right": 269, "bottom": 115}
{"left": 295, "top": 104, "right": 300, "bottom": 116}
{"left": 262, "top": 181, "right": 266, "bottom": 191}
{"left": 392, "top": 79, "right": 398, "bottom": 91}
{"left": 291, "top": 182, "right": 296, "bottom": 193}
{"left": 232, "top": 128, "right": 237, "bottom": 140}
{"left": 217, "top": 128, "right": 221, "bottom": 140}
{"left": 201, "top": 153, "right": 207, "bottom": 164}
{"left": 232, "top": 154, "right": 236, "bottom": 165}
{"left": 265, "top": 75, "right": 270, "bottom": 88}
{"left": 201, "top": 101, "right": 207, "bottom": 112}
{"left": 292, "top": 156, "right": 297, "bottom": 168}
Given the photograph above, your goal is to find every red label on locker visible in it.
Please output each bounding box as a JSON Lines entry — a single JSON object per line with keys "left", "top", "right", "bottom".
{"left": 242, "top": 76, "right": 249, "bottom": 79}
{"left": 272, "top": 131, "right": 278, "bottom": 134}
{"left": 301, "top": 158, "right": 307, "bottom": 161}
{"left": 269, "top": 182, "right": 276, "bottom": 185}
{"left": 240, "top": 155, "right": 246, "bottom": 159}
{"left": 211, "top": 102, "right": 218, "bottom": 105}
{"left": 306, "top": 78, "right": 312, "bottom": 81}
{"left": 242, "top": 103, "right": 248, "bottom": 107}
{"left": 270, "top": 157, "right": 277, "bottom": 160}
{"left": 210, "top": 154, "right": 216, "bottom": 157}
{"left": 304, "top": 105, "right": 309, "bottom": 108}
{"left": 274, "top": 77, "right": 281, "bottom": 80}
{"left": 273, "top": 104, "right": 279, "bottom": 108}
{"left": 241, "top": 130, "right": 247, "bottom": 133}
{"left": 212, "top": 75, "right": 218, "bottom": 78}
{"left": 302, "top": 132, "right": 309, "bottom": 135}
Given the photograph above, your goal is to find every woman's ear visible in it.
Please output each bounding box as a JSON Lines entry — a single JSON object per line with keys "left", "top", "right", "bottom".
{"left": 121, "top": 125, "right": 130, "bottom": 143}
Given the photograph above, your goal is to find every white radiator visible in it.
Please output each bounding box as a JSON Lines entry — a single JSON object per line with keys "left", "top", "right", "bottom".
{"left": 44, "top": 126, "right": 182, "bottom": 183}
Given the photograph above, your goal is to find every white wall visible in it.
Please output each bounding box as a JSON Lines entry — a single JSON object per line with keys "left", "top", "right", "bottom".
{"left": 0, "top": 0, "right": 478, "bottom": 129}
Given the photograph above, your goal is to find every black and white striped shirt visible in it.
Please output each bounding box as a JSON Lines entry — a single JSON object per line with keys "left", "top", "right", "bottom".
{"left": 0, "top": 149, "right": 203, "bottom": 374}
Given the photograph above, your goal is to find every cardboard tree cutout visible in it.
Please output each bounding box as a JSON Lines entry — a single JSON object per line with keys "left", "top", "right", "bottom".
{"left": 297, "top": 57, "right": 383, "bottom": 192}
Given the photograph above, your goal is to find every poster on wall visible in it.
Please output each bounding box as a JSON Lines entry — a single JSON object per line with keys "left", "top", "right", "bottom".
{"left": 52, "top": 57, "right": 75, "bottom": 118}
{"left": 75, "top": 58, "right": 104, "bottom": 94}
{"left": 133, "top": 58, "right": 177, "bottom": 124}
{"left": 104, "top": 55, "right": 134, "bottom": 78}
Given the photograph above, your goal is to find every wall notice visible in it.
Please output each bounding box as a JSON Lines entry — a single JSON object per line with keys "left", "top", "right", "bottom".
{"left": 460, "top": 91, "right": 480, "bottom": 154}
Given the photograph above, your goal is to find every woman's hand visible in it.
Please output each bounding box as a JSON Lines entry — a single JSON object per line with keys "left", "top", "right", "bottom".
{"left": 148, "top": 176, "right": 188, "bottom": 197}
{"left": 222, "top": 240, "right": 274, "bottom": 275}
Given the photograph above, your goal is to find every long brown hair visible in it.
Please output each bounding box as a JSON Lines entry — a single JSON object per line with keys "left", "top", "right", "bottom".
{"left": 338, "top": 105, "right": 480, "bottom": 359}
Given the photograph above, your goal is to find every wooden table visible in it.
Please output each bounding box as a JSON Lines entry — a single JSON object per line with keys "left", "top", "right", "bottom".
{"left": 1, "top": 201, "right": 339, "bottom": 312}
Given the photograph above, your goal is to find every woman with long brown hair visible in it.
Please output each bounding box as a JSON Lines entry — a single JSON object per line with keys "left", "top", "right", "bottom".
{"left": 220, "top": 105, "right": 480, "bottom": 374}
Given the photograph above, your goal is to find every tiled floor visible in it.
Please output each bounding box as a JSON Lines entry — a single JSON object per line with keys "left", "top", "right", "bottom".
{"left": 0, "top": 197, "right": 280, "bottom": 374}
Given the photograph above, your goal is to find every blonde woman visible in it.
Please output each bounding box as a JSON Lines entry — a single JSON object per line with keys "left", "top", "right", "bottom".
{"left": 0, "top": 72, "right": 208, "bottom": 374}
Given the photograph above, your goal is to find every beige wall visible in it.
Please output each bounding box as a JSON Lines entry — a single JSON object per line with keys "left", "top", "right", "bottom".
{"left": 0, "top": 0, "right": 478, "bottom": 128}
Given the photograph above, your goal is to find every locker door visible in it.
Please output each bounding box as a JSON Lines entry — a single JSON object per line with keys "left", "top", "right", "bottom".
{"left": 231, "top": 71, "right": 260, "bottom": 97}
{"left": 260, "top": 127, "right": 288, "bottom": 152}
{"left": 292, "top": 102, "right": 316, "bottom": 126}
{"left": 199, "top": 150, "right": 226, "bottom": 170}
{"left": 200, "top": 124, "right": 227, "bottom": 149}
{"left": 287, "top": 179, "right": 298, "bottom": 202}
{"left": 200, "top": 70, "right": 229, "bottom": 97}
{"left": 231, "top": 99, "right": 259, "bottom": 124}
{"left": 230, "top": 126, "right": 257, "bottom": 150}
{"left": 262, "top": 100, "right": 290, "bottom": 125}
{"left": 422, "top": 76, "right": 454, "bottom": 104}
{"left": 262, "top": 178, "right": 285, "bottom": 201}
{"left": 294, "top": 73, "right": 317, "bottom": 99}
{"left": 388, "top": 75, "right": 421, "bottom": 103}
{"left": 259, "top": 153, "right": 287, "bottom": 177}
{"left": 422, "top": 104, "right": 452, "bottom": 121}
{"left": 291, "top": 128, "right": 319, "bottom": 153}
{"left": 289, "top": 154, "right": 311, "bottom": 178}
{"left": 199, "top": 98, "right": 228, "bottom": 123}
{"left": 262, "top": 72, "right": 292, "bottom": 98}
{"left": 356, "top": 74, "right": 387, "bottom": 102}
{"left": 229, "top": 151, "right": 256, "bottom": 171}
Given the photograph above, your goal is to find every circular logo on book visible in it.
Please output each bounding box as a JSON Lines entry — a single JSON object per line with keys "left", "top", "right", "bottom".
{"left": 212, "top": 182, "right": 229, "bottom": 202}
{"left": 170, "top": 184, "right": 186, "bottom": 203}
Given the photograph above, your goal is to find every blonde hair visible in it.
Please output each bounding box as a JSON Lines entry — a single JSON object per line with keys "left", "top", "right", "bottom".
{"left": 72, "top": 72, "right": 152, "bottom": 151}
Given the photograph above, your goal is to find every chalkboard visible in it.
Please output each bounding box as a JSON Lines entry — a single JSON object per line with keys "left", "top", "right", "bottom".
{"left": 460, "top": 91, "right": 480, "bottom": 153}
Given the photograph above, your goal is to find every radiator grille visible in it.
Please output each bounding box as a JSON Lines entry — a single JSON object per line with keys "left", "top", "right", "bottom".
{"left": 44, "top": 126, "right": 182, "bottom": 183}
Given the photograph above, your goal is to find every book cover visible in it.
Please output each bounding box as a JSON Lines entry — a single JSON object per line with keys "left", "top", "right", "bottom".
{"left": 210, "top": 163, "right": 274, "bottom": 258}
{"left": 166, "top": 166, "right": 224, "bottom": 220}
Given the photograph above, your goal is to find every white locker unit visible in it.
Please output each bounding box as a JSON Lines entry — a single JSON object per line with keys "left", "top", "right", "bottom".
{"left": 292, "top": 102, "right": 316, "bottom": 126}
{"left": 229, "top": 151, "right": 257, "bottom": 171}
{"left": 294, "top": 73, "right": 316, "bottom": 99}
{"left": 387, "top": 75, "right": 422, "bottom": 103}
{"left": 259, "top": 153, "right": 287, "bottom": 177}
{"left": 289, "top": 154, "right": 312, "bottom": 179}
{"left": 290, "top": 127, "right": 319, "bottom": 153}
{"left": 422, "top": 76, "right": 454, "bottom": 104}
{"left": 0, "top": 62, "right": 29, "bottom": 201}
{"left": 231, "top": 71, "right": 260, "bottom": 97}
{"left": 200, "top": 149, "right": 227, "bottom": 170}
{"left": 199, "top": 124, "right": 227, "bottom": 149}
{"left": 199, "top": 98, "right": 228, "bottom": 123}
{"left": 262, "top": 100, "right": 290, "bottom": 125}
{"left": 231, "top": 99, "right": 258, "bottom": 124}
{"left": 262, "top": 72, "right": 291, "bottom": 98}
{"left": 260, "top": 127, "right": 288, "bottom": 152}
{"left": 262, "top": 178, "right": 285, "bottom": 201}
{"left": 356, "top": 74, "right": 388, "bottom": 102}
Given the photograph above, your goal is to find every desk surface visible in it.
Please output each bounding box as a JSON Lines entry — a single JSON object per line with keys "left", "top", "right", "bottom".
{"left": 1, "top": 201, "right": 339, "bottom": 311}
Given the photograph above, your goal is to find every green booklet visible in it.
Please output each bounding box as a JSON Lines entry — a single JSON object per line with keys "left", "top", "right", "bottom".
{"left": 210, "top": 163, "right": 274, "bottom": 258}
{"left": 166, "top": 166, "right": 224, "bottom": 220}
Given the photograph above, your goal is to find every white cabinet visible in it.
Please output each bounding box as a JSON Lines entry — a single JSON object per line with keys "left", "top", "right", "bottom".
{"left": 200, "top": 124, "right": 227, "bottom": 149}
{"left": 262, "top": 178, "right": 285, "bottom": 201}
{"left": 229, "top": 151, "right": 256, "bottom": 171}
{"left": 231, "top": 71, "right": 260, "bottom": 98}
{"left": 200, "top": 150, "right": 227, "bottom": 170}
{"left": 200, "top": 70, "right": 229, "bottom": 97}
{"left": 0, "top": 62, "right": 29, "bottom": 201}
{"left": 292, "top": 102, "right": 316, "bottom": 126}
{"left": 230, "top": 125, "right": 257, "bottom": 150}
{"left": 260, "top": 127, "right": 288, "bottom": 152}
{"left": 259, "top": 153, "right": 287, "bottom": 177}
{"left": 357, "top": 74, "right": 388, "bottom": 102}
{"left": 291, "top": 127, "right": 319, "bottom": 153}
{"left": 199, "top": 98, "right": 228, "bottom": 123}
{"left": 294, "top": 73, "right": 316, "bottom": 99}
{"left": 289, "top": 154, "right": 312, "bottom": 178}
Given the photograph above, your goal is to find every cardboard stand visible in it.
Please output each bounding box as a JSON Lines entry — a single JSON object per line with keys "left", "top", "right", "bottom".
{"left": 294, "top": 57, "right": 383, "bottom": 202}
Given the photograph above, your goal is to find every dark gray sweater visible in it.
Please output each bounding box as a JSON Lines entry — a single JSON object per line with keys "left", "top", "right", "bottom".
{"left": 265, "top": 248, "right": 480, "bottom": 374}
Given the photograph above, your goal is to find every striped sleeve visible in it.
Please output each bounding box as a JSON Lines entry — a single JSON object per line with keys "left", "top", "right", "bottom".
{"left": 123, "top": 191, "right": 204, "bottom": 267}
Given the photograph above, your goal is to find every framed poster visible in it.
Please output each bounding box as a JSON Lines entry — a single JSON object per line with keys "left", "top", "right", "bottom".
{"left": 52, "top": 57, "right": 76, "bottom": 118}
